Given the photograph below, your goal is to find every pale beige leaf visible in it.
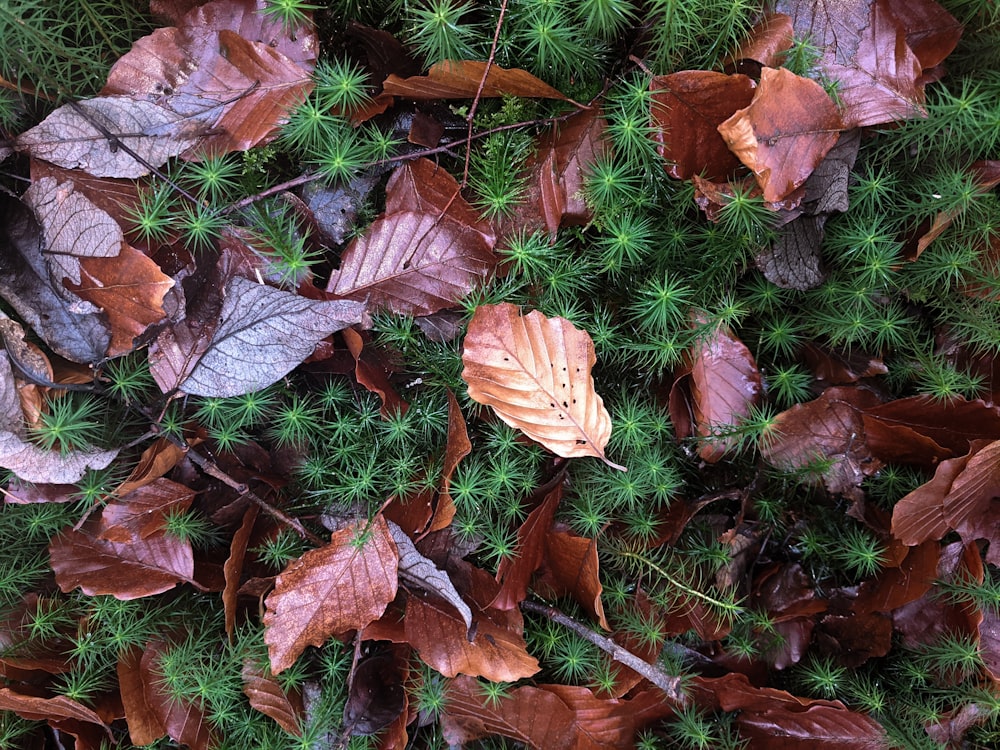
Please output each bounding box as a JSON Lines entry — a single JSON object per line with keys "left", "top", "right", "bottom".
{"left": 461, "top": 304, "right": 621, "bottom": 469}
{"left": 17, "top": 97, "right": 203, "bottom": 178}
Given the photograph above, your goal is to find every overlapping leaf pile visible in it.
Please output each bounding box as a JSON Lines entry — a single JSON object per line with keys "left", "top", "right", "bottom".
{"left": 1, "top": 0, "right": 999, "bottom": 747}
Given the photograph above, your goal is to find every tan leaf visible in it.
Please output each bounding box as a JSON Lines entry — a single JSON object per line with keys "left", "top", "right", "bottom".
{"left": 0, "top": 686, "right": 110, "bottom": 732}
{"left": 492, "top": 484, "right": 561, "bottom": 611}
{"left": 98, "top": 478, "right": 196, "bottom": 542}
{"left": 264, "top": 516, "right": 398, "bottom": 674}
{"left": 461, "top": 303, "right": 622, "bottom": 469}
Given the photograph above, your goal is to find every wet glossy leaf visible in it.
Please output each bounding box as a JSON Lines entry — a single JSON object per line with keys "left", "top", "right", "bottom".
{"left": 719, "top": 68, "right": 843, "bottom": 203}
{"left": 150, "top": 275, "right": 366, "bottom": 397}
{"left": 462, "top": 304, "right": 621, "bottom": 468}
{"left": 650, "top": 71, "right": 756, "bottom": 181}
{"left": 728, "top": 12, "right": 795, "bottom": 68}
{"left": 263, "top": 516, "right": 398, "bottom": 674}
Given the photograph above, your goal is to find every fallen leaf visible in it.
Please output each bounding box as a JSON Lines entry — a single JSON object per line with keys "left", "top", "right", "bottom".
{"left": 650, "top": 70, "right": 756, "bottom": 181}
{"left": 462, "top": 303, "right": 621, "bottom": 469}
{"left": 681, "top": 316, "right": 762, "bottom": 462}
{"left": 66, "top": 244, "right": 174, "bottom": 357}
{"left": 492, "top": 484, "right": 562, "bottom": 610}
{"left": 97, "top": 478, "right": 195, "bottom": 542}
{"left": 114, "top": 438, "right": 186, "bottom": 497}
{"left": 388, "top": 520, "right": 472, "bottom": 630}
{"left": 774, "top": 0, "right": 942, "bottom": 128}
{"left": 727, "top": 12, "right": 795, "bottom": 68}
{"left": 242, "top": 660, "right": 303, "bottom": 736}
{"left": 104, "top": 0, "right": 316, "bottom": 155}
{"left": 224, "top": 506, "right": 258, "bottom": 637}
{"left": 383, "top": 60, "right": 570, "bottom": 101}
{"left": 118, "top": 647, "right": 165, "bottom": 746}
{"left": 327, "top": 159, "right": 496, "bottom": 316}
{"left": 0, "top": 687, "right": 111, "bottom": 735}
{"left": 342, "top": 327, "right": 409, "bottom": 419}
{"left": 0, "top": 195, "right": 111, "bottom": 363}
{"left": 436, "top": 389, "right": 472, "bottom": 527}
{"left": 17, "top": 98, "right": 205, "bottom": 178}
{"left": 913, "top": 161, "right": 1000, "bottom": 259}
{"left": 342, "top": 650, "right": 405, "bottom": 736}
{"left": 150, "top": 275, "right": 366, "bottom": 397}
{"left": 49, "top": 515, "right": 194, "bottom": 600}
{"left": 757, "top": 217, "right": 827, "bottom": 290}
{"left": 884, "top": 0, "right": 963, "bottom": 72}
{"left": 264, "top": 516, "right": 398, "bottom": 674}
{"left": 719, "top": 68, "right": 843, "bottom": 203}
{"left": 139, "top": 640, "right": 216, "bottom": 749}
{"left": 540, "top": 524, "right": 609, "bottom": 630}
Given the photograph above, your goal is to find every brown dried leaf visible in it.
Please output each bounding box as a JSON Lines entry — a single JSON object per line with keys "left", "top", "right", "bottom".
{"left": 383, "top": 60, "right": 570, "bottom": 101}
{"left": 104, "top": 0, "right": 316, "bottom": 155}
{"left": 327, "top": 159, "right": 496, "bottom": 316}
{"left": 98, "top": 478, "right": 195, "bottom": 542}
{"left": 650, "top": 71, "right": 756, "bottom": 181}
{"left": 65, "top": 245, "right": 174, "bottom": 357}
{"left": 538, "top": 523, "right": 608, "bottom": 630}
{"left": 263, "top": 516, "right": 398, "bottom": 674}
{"left": 115, "top": 438, "right": 186, "bottom": 497}
{"left": 151, "top": 275, "right": 366, "bottom": 397}
{"left": 402, "top": 563, "right": 539, "bottom": 682}
{"left": 389, "top": 520, "right": 472, "bottom": 630}
{"left": 718, "top": 68, "right": 843, "bottom": 203}
{"left": 241, "top": 661, "right": 303, "bottom": 735}
{"left": 774, "top": 0, "right": 953, "bottom": 128}
{"left": 140, "top": 640, "right": 216, "bottom": 750}
{"left": 462, "top": 304, "right": 621, "bottom": 469}
{"left": 342, "top": 327, "right": 409, "bottom": 419}
{"left": 437, "top": 389, "right": 471, "bottom": 524}
{"left": 342, "top": 650, "right": 405, "bottom": 736}
{"left": 728, "top": 12, "right": 795, "bottom": 68}
{"left": 118, "top": 647, "right": 164, "bottom": 746}
{"left": 224, "top": 506, "right": 258, "bottom": 637}
{"left": 762, "top": 387, "right": 883, "bottom": 498}
{"left": 49, "top": 516, "right": 194, "bottom": 600}
{"left": 757, "top": 216, "right": 827, "bottom": 290}
{"left": 492, "top": 484, "right": 561, "bottom": 611}
{"left": 684, "top": 317, "right": 762, "bottom": 463}
{"left": 17, "top": 98, "right": 204, "bottom": 178}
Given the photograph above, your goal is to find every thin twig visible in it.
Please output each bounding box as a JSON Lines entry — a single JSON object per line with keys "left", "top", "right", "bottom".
{"left": 521, "top": 600, "right": 688, "bottom": 705}
{"left": 461, "top": 0, "right": 509, "bottom": 188}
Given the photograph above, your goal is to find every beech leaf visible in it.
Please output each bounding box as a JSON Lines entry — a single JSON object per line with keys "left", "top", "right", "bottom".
{"left": 650, "top": 71, "right": 756, "bottom": 181}
{"left": 17, "top": 98, "right": 204, "bottom": 178}
{"left": 49, "top": 516, "right": 194, "bottom": 600}
{"left": 263, "top": 516, "right": 398, "bottom": 674}
{"left": 0, "top": 687, "right": 111, "bottom": 733}
{"left": 718, "top": 67, "right": 844, "bottom": 203}
{"left": 383, "top": 60, "right": 570, "bottom": 101}
{"left": 241, "top": 661, "right": 303, "bottom": 736}
{"left": 462, "top": 304, "right": 621, "bottom": 469}
{"left": 150, "top": 275, "right": 366, "bottom": 397}
{"left": 327, "top": 159, "right": 496, "bottom": 316}
{"left": 388, "top": 520, "right": 472, "bottom": 630}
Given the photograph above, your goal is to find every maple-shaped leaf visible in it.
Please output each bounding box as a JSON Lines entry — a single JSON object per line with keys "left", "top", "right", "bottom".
{"left": 718, "top": 67, "right": 844, "bottom": 203}
{"left": 104, "top": 0, "right": 316, "bottom": 155}
{"left": 264, "top": 516, "right": 398, "bottom": 674}
{"left": 462, "top": 303, "right": 621, "bottom": 469}
{"left": 150, "top": 275, "right": 366, "bottom": 397}
{"left": 16, "top": 97, "right": 206, "bottom": 178}
{"left": 383, "top": 60, "right": 570, "bottom": 101}
{"left": 241, "top": 661, "right": 303, "bottom": 736}
{"left": 49, "top": 514, "right": 195, "bottom": 600}
{"left": 650, "top": 71, "right": 756, "bottom": 181}
{"left": 775, "top": 0, "right": 959, "bottom": 128}
{"left": 672, "top": 316, "right": 762, "bottom": 463}
{"left": 327, "top": 159, "right": 496, "bottom": 316}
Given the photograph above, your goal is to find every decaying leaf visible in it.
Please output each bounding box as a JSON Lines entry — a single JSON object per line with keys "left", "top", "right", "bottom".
{"left": 17, "top": 98, "right": 205, "bottom": 178}
{"left": 718, "top": 68, "right": 843, "bottom": 203}
{"left": 242, "top": 660, "right": 303, "bottom": 736}
{"left": 727, "top": 12, "right": 795, "bottom": 68}
{"left": 650, "top": 71, "right": 756, "bottom": 182}
{"left": 264, "top": 516, "right": 398, "bottom": 674}
{"left": 327, "top": 159, "right": 496, "bottom": 316}
{"left": 383, "top": 60, "right": 570, "bottom": 101}
{"left": 139, "top": 640, "right": 217, "bottom": 749}
{"left": 150, "top": 275, "right": 366, "bottom": 397}
{"left": 389, "top": 520, "right": 472, "bottom": 630}
{"left": 342, "top": 650, "right": 405, "bottom": 736}
{"left": 492, "top": 484, "right": 561, "bottom": 611}
{"left": 462, "top": 303, "right": 621, "bottom": 469}
{"left": 98, "top": 478, "right": 195, "bottom": 543}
